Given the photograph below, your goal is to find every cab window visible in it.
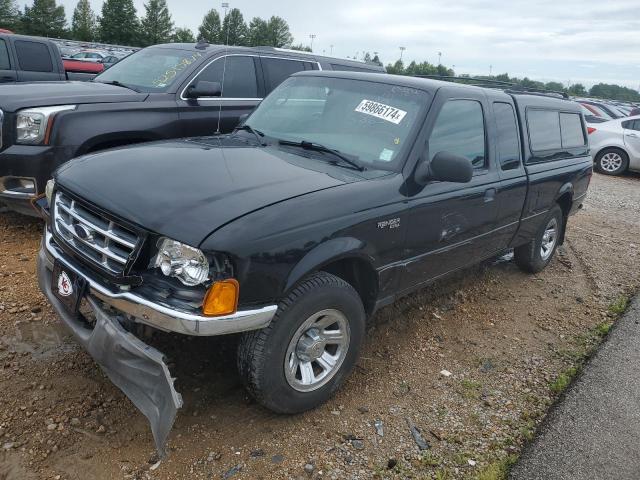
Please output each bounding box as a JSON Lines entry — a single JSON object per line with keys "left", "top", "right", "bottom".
{"left": 197, "top": 56, "right": 258, "bottom": 98}
{"left": 429, "top": 100, "right": 486, "bottom": 169}
{"left": 494, "top": 102, "right": 521, "bottom": 170}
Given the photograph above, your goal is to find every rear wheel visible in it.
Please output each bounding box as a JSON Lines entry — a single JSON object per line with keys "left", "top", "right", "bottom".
{"left": 237, "top": 272, "right": 365, "bottom": 414}
{"left": 514, "top": 205, "right": 563, "bottom": 273}
{"left": 595, "top": 148, "right": 628, "bottom": 176}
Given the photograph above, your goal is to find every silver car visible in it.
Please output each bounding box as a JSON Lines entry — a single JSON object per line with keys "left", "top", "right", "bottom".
{"left": 589, "top": 115, "right": 640, "bottom": 175}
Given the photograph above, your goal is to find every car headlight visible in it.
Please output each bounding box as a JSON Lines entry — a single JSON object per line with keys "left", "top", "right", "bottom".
{"left": 16, "top": 105, "right": 76, "bottom": 145}
{"left": 153, "top": 238, "right": 209, "bottom": 286}
{"left": 45, "top": 179, "right": 55, "bottom": 205}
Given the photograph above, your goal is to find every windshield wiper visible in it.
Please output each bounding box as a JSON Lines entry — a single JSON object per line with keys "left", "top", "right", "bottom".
{"left": 278, "top": 139, "right": 365, "bottom": 171}
{"left": 234, "top": 124, "right": 266, "bottom": 146}
{"left": 97, "top": 80, "right": 140, "bottom": 93}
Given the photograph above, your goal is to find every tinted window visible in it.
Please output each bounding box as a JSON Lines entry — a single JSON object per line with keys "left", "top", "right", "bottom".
{"left": 0, "top": 39, "right": 10, "bottom": 70}
{"left": 622, "top": 119, "right": 640, "bottom": 131}
{"left": 330, "top": 63, "right": 377, "bottom": 73}
{"left": 528, "top": 109, "right": 561, "bottom": 151}
{"left": 560, "top": 113, "right": 585, "bottom": 148}
{"left": 198, "top": 56, "right": 258, "bottom": 98}
{"left": 262, "top": 58, "right": 308, "bottom": 91}
{"left": 429, "top": 100, "right": 486, "bottom": 169}
{"left": 493, "top": 102, "right": 521, "bottom": 170}
{"left": 15, "top": 41, "right": 53, "bottom": 72}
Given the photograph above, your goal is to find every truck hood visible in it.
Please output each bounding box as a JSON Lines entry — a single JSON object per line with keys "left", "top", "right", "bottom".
{"left": 0, "top": 81, "right": 147, "bottom": 112}
{"left": 55, "top": 137, "right": 363, "bottom": 247}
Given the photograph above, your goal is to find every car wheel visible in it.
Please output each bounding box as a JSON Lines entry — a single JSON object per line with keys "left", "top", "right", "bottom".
{"left": 595, "top": 149, "right": 629, "bottom": 176}
{"left": 514, "top": 205, "right": 563, "bottom": 273}
{"left": 237, "top": 271, "right": 366, "bottom": 414}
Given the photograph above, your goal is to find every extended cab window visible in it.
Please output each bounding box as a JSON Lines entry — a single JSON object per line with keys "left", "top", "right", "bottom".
{"left": 494, "top": 102, "right": 521, "bottom": 170}
{"left": 15, "top": 41, "right": 53, "bottom": 72}
{"left": 429, "top": 100, "right": 486, "bottom": 169}
{"left": 197, "top": 56, "right": 258, "bottom": 98}
{"left": 0, "top": 39, "right": 10, "bottom": 70}
{"left": 559, "top": 113, "right": 586, "bottom": 148}
{"left": 528, "top": 109, "right": 561, "bottom": 151}
{"left": 262, "top": 58, "right": 310, "bottom": 91}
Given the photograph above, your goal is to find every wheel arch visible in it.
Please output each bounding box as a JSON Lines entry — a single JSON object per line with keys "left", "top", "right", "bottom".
{"left": 554, "top": 186, "right": 573, "bottom": 245}
{"left": 284, "top": 237, "right": 379, "bottom": 317}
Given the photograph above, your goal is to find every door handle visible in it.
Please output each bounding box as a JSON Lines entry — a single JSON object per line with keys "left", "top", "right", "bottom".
{"left": 484, "top": 188, "right": 496, "bottom": 203}
{"left": 627, "top": 133, "right": 638, "bottom": 138}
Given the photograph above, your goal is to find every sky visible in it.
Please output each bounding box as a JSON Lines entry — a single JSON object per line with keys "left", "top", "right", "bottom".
{"left": 50, "top": 0, "right": 640, "bottom": 90}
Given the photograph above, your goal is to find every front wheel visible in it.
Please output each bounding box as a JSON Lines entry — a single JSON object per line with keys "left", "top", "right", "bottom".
{"left": 514, "top": 205, "right": 563, "bottom": 273}
{"left": 237, "top": 272, "right": 365, "bottom": 414}
{"left": 595, "top": 148, "right": 628, "bottom": 175}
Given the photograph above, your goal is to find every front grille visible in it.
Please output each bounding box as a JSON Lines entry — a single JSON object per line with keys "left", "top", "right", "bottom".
{"left": 53, "top": 190, "right": 139, "bottom": 275}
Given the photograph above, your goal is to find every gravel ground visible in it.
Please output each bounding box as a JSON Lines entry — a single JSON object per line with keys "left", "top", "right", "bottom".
{"left": 0, "top": 172, "right": 639, "bottom": 480}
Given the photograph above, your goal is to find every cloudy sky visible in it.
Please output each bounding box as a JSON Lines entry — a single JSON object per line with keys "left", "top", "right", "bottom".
{"left": 51, "top": 0, "right": 640, "bottom": 89}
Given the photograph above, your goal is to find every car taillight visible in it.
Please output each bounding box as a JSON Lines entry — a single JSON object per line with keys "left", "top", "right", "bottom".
{"left": 587, "top": 127, "right": 596, "bottom": 134}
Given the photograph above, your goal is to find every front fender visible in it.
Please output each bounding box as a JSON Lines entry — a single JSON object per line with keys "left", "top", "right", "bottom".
{"left": 284, "top": 237, "right": 372, "bottom": 292}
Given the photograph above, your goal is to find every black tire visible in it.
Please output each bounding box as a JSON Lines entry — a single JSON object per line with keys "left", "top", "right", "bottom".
{"left": 237, "top": 271, "right": 366, "bottom": 414}
{"left": 595, "top": 148, "right": 629, "bottom": 176}
{"left": 514, "top": 205, "right": 564, "bottom": 273}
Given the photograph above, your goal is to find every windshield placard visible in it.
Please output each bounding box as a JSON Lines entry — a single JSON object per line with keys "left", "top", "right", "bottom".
{"left": 355, "top": 99, "right": 407, "bottom": 124}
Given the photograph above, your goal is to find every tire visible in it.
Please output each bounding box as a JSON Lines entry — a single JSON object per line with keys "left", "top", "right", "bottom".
{"left": 595, "top": 148, "right": 629, "bottom": 176}
{"left": 237, "top": 271, "right": 366, "bottom": 414}
{"left": 514, "top": 205, "right": 563, "bottom": 273}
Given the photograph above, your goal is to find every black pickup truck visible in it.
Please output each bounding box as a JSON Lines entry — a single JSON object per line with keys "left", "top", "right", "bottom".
{"left": 0, "top": 42, "right": 382, "bottom": 214}
{"left": 35, "top": 72, "right": 592, "bottom": 454}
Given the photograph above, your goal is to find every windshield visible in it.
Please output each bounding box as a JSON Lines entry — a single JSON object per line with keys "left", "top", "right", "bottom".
{"left": 246, "top": 76, "right": 430, "bottom": 171}
{"left": 94, "top": 47, "right": 204, "bottom": 92}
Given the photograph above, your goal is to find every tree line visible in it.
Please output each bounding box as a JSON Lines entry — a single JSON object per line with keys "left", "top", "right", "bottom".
{"left": 385, "top": 59, "right": 640, "bottom": 102}
{"left": 0, "top": 0, "right": 300, "bottom": 48}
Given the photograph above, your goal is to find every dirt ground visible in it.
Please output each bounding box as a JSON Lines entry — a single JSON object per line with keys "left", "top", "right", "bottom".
{"left": 0, "top": 172, "right": 639, "bottom": 480}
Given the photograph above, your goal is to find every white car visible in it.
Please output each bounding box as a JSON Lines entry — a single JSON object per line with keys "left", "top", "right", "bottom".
{"left": 588, "top": 115, "right": 640, "bottom": 175}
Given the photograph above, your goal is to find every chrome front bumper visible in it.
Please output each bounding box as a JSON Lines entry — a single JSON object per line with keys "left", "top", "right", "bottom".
{"left": 40, "top": 229, "right": 278, "bottom": 336}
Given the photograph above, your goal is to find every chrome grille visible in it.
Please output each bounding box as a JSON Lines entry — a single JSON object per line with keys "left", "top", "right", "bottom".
{"left": 53, "top": 191, "right": 139, "bottom": 275}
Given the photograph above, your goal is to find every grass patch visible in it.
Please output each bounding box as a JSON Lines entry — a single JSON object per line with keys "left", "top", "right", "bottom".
{"left": 609, "top": 296, "right": 629, "bottom": 315}
{"left": 549, "top": 366, "right": 579, "bottom": 394}
{"left": 474, "top": 455, "right": 518, "bottom": 480}
{"left": 460, "top": 379, "right": 482, "bottom": 399}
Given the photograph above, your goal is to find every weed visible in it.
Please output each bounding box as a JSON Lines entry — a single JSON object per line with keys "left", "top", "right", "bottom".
{"left": 549, "top": 366, "right": 578, "bottom": 394}
{"left": 609, "top": 296, "right": 629, "bottom": 315}
{"left": 460, "top": 379, "right": 482, "bottom": 399}
{"left": 434, "top": 468, "right": 451, "bottom": 480}
{"left": 474, "top": 454, "right": 518, "bottom": 480}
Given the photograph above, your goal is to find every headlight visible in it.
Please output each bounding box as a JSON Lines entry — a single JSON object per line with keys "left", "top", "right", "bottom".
{"left": 45, "top": 179, "right": 55, "bottom": 205}
{"left": 153, "top": 238, "right": 209, "bottom": 286}
{"left": 16, "top": 105, "right": 76, "bottom": 145}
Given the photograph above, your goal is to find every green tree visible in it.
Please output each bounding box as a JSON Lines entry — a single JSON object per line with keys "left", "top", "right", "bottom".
{"left": 246, "top": 17, "right": 268, "bottom": 46}
{"left": 371, "top": 54, "right": 382, "bottom": 66}
{"left": 70, "top": 0, "right": 95, "bottom": 41}
{"left": 289, "top": 43, "right": 311, "bottom": 52}
{"left": 0, "top": 0, "right": 20, "bottom": 31}
{"left": 264, "top": 16, "right": 292, "bottom": 47}
{"left": 140, "top": 0, "right": 173, "bottom": 46}
{"left": 385, "top": 59, "right": 404, "bottom": 75}
{"left": 98, "top": 0, "right": 139, "bottom": 45}
{"left": 198, "top": 9, "right": 221, "bottom": 43}
{"left": 544, "top": 81, "right": 566, "bottom": 92}
{"left": 221, "top": 8, "right": 246, "bottom": 45}
{"left": 589, "top": 83, "right": 640, "bottom": 101}
{"left": 568, "top": 83, "right": 587, "bottom": 96}
{"left": 172, "top": 27, "right": 194, "bottom": 43}
{"left": 21, "top": 0, "right": 66, "bottom": 37}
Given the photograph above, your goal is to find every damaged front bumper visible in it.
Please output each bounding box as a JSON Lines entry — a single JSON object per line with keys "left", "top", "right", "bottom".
{"left": 38, "top": 246, "right": 182, "bottom": 455}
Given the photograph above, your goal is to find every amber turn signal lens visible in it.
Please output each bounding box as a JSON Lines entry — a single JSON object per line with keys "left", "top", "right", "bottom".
{"left": 203, "top": 279, "right": 239, "bottom": 316}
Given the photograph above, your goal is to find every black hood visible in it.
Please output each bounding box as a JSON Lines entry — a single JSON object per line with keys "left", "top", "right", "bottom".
{"left": 55, "top": 137, "right": 363, "bottom": 247}
{"left": 0, "top": 81, "right": 147, "bottom": 112}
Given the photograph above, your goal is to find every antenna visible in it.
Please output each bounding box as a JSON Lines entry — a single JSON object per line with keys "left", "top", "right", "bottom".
{"left": 215, "top": 3, "right": 231, "bottom": 135}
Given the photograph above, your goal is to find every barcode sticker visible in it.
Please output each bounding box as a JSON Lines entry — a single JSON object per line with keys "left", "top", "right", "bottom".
{"left": 354, "top": 99, "right": 407, "bottom": 124}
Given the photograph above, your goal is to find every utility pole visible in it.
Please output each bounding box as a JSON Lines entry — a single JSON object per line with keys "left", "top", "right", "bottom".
{"left": 221, "top": 2, "right": 229, "bottom": 45}
{"left": 330, "top": 44, "right": 334, "bottom": 55}
{"left": 399, "top": 46, "right": 406, "bottom": 61}
{"left": 309, "top": 34, "right": 316, "bottom": 52}
{"left": 437, "top": 51, "right": 442, "bottom": 65}
{"left": 489, "top": 64, "right": 493, "bottom": 76}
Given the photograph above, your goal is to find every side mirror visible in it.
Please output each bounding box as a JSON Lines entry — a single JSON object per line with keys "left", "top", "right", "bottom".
{"left": 415, "top": 151, "right": 474, "bottom": 185}
{"left": 186, "top": 80, "right": 222, "bottom": 99}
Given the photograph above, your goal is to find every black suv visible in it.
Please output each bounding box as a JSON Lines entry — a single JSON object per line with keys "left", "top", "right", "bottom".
{"left": 0, "top": 43, "right": 383, "bottom": 214}
{"left": 36, "top": 71, "right": 592, "bottom": 454}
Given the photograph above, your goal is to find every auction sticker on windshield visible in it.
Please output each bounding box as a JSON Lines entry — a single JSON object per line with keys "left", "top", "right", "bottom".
{"left": 355, "top": 99, "right": 407, "bottom": 124}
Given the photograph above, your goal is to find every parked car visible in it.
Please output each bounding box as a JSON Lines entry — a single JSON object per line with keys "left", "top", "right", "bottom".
{"left": 70, "top": 50, "right": 109, "bottom": 62}
{"left": 62, "top": 58, "right": 105, "bottom": 74}
{"left": 0, "top": 33, "right": 96, "bottom": 83}
{"left": 0, "top": 43, "right": 384, "bottom": 215}
{"left": 34, "top": 71, "right": 592, "bottom": 453}
{"left": 588, "top": 115, "right": 640, "bottom": 175}
{"left": 100, "top": 55, "right": 121, "bottom": 69}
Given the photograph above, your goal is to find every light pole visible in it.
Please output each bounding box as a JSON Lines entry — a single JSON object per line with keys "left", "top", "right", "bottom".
{"left": 221, "top": 2, "right": 229, "bottom": 45}
{"left": 330, "top": 44, "right": 334, "bottom": 55}
{"left": 309, "top": 34, "right": 316, "bottom": 52}
{"left": 437, "top": 51, "right": 442, "bottom": 65}
{"left": 399, "top": 46, "right": 406, "bottom": 61}
{"left": 489, "top": 64, "right": 493, "bottom": 76}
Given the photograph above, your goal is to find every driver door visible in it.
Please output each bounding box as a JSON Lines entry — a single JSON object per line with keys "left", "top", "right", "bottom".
{"left": 399, "top": 89, "right": 501, "bottom": 292}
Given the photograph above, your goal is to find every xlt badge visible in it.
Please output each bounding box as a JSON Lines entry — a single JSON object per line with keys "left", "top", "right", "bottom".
{"left": 377, "top": 218, "right": 401, "bottom": 229}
